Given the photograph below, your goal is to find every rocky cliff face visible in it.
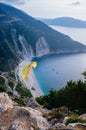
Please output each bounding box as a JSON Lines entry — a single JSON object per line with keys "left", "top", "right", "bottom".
{"left": 11, "top": 29, "right": 34, "bottom": 59}
{"left": 0, "top": 93, "right": 49, "bottom": 130}
{"left": 36, "top": 37, "right": 50, "bottom": 57}
{"left": 0, "top": 92, "right": 86, "bottom": 130}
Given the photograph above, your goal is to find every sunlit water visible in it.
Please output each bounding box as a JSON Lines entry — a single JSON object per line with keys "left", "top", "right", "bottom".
{"left": 32, "top": 53, "right": 86, "bottom": 94}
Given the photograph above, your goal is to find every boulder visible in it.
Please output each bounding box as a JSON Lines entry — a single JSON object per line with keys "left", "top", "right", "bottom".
{"left": 26, "top": 97, "right": 40, "bottom": 108}
{"left": 25, "top": 107, "right": 49, "bottom": 129}
{"left": 68, "top": 123, "right": 86, "bottom": 130}
{"left": 0, "top": 93, "right": 49, "bottom": 129}
{"left": 74, "top": 123, "right": 86, "bottom": 130}
{"left": 47, "top": 123, "right": 75, "bottom": 130}
{"left": 0, "top": 92, "right": 13, "bottom": 112}
{"left": 79, "top": 114, "right": 86, "bottom": 120}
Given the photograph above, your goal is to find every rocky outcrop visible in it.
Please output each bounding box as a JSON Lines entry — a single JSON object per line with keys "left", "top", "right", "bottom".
{"left": 80, "top": 114, "right": 86, "bottom": 120}
{"left": 47, "top": 123, "right": 75, "bottom": 130}
{"left": 0, "top": 92, "right": 13, "bottom": 112}
{"left": 68, "top": 123, "right": 86, "bottom": 130}
{"left": 0, "top": 93, "right": 49, "bottom": 130}
{"left": 74, "top": 123, "right": 86, "bottom": 130}
{"left": 26, "top": 97, "right": 41, "bottom": 108}
{"left": 0, "top": 93, "right": 86, "bottom": 130}
{"left": 36, "top": 37, "right": 50, "bottom": 57}
{"left": 0, "top": 106, "right": 49, "bottom": 130}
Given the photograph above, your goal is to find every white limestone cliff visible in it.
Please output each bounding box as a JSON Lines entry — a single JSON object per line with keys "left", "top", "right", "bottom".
{"left": 36, "top": 37, "right": 50, "bottom": 57}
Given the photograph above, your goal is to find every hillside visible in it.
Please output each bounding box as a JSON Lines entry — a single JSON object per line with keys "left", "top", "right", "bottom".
{"left": 0, "top": 4, "right": 86, "bottom": 71}
{"left": 40, "top": 17, "right": 86, "bottom": 28}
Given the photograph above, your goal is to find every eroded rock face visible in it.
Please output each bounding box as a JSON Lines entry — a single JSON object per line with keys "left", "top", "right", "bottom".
{"left": 24, "top": 107, "right": 49, "bottom": 129}
{"left": 80, "top": 114, "right": 86, "bottom": 120}
{"left": 74, "top": 123, "right": 86, "bottom": 130}
{"left": 0, "top": 93, "right": 49, "bottom": 130}
{"left": 0, "top": 93, "right": 86, "bottom": 130}
{"left": 26, "top": 97, "right": 41, "bottom": 108}
{"left": 0, "top": 92, "right": 13, "bottom": 112}
{"left": 68, "top": 123, "right": 86, "bottom": 130}
{"left": 0, "top": 106, "right": 49, "bottom": 130}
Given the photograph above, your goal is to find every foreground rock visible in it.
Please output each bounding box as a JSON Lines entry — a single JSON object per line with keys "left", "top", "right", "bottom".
{"left": 26, "top": 97, "right": 41, "bottom": 108}
{"left": 80, "top": 114, "right": 86, "bottom": 120}
{"left": 0, "top": 93, "right": 49, "bottom": 130}
{"left": 0, "top": 106, "right": 50, "bottom": 130}
{"left": 0, "top": 92, "right": 13, "bottom": 112}
{"left": 68, "top": 123, "right": 86, "bottom": 130}
{"left": 0, "top": 93, "right": 86, "bottom": 130}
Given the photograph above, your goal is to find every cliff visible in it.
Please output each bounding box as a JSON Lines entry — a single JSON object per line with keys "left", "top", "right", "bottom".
{"left": 0, "top": 92, "right": 86, "bottom": 130}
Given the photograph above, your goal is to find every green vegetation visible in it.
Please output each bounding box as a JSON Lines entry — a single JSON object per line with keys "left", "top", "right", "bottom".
{"left": 16, "top": 82, "right": 32, "bottom": 98}
{"left": 36, "top": 79, "right": 86, "bottom": 114}
{"left": 9, "top": 71, "right": 16, "bottom": 79}
{"left": 0, "top": 77, "right": 7, "bottom": 92}
{"left": 82, "top": 71, "right": 86, "bottom": 79}
{"left": 44, "top": 106, "right": 69, "bottom": 123}
{"left": 66, "top": 117, "right": 86, "bottom": 125}
{"left": 8, "top": 79, "right": 14, "bottom": 90}
{"left": 0, "top": 71, "right": 32, "bottom": 106}
{"left": 13, "top": 98, "right": 25, "bottom": 106}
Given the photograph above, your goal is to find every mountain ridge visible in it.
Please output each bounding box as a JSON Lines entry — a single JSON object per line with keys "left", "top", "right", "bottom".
{"left": 0, "top": 3, "right": 86, "bottom": 71}
{"left": 39, "top": 17, "right": 86, "bottom": 28}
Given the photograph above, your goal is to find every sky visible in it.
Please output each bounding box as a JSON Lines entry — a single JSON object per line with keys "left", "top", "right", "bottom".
{"left": 0, "top": 0, "right": 86, "bottom": 20}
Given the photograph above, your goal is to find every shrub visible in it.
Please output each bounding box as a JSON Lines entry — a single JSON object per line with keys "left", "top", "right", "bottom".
{"left": 36, "top": 80, "right": 86, "bottom": 113}
{"left": 66, "top": 117, "right": 86, "bottom": 125}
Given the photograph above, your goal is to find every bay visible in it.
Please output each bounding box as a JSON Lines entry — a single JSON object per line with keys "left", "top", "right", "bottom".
{"left": 32, "top": 53, "right": 86, "bottom": 94}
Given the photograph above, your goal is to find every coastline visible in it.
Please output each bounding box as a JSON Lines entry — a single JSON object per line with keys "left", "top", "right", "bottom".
{"left": 17, "top": 58, "right": 44, "bottom": 98}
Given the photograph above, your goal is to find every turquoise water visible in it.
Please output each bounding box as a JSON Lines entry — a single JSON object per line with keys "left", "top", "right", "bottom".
{"left": 32, "top": 53, "right": 86, "bottom": 94}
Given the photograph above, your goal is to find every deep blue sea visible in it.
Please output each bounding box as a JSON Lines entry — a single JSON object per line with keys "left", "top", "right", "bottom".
{"left": 32, "top": 53, "right": 86, "bottom": 94}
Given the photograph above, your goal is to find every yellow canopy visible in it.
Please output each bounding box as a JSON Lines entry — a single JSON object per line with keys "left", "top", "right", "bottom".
{"left": 22, "top": 62, "right": 37, "bottom": 79}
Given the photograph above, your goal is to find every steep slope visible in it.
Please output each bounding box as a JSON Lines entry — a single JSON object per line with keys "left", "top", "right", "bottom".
{"left": 0, "top": 3, "right": 86, "bottom": 71}
{"left": 40, "top": 17, "right": 86, "bottom": 28}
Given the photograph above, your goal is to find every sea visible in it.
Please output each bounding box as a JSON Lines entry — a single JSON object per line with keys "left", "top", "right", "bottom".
{"left": 32, "top": 26, "right": 86, "bottom": 94}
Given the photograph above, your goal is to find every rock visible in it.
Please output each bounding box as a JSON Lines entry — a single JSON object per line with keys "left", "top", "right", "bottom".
{"left": 0, "top": 92, "right": 13, "bottom": 112}
{"left": 26, "top": 97, "right": 40, "bottom": 108}
{"left": 49, "top": 118, "right": 57, "bottom": 126}
{"left": 1, "top": 93, "right": 86, "bottom": 130}
{"left": 0, "top": 106, "right": 40, "bottom": 129}
{"left": 47, "top": 123, "right": 75, "bottom": 130}
{"left": 0, "top": 93, "right": 49, "bottom": 130}
{"left": 63, "top": 117, "right": 69, "bottom": 124}
{"left": 25, "top": 107, "right": 49, "bottom": 129}
{"left": 74, "top": 123, "right": 86, "bottom": 130}
{"left": 80, "top": 114, "right": 86, "bottom": 120}
{"left": 68, "top": 123, "right": 86, "bottom": 130}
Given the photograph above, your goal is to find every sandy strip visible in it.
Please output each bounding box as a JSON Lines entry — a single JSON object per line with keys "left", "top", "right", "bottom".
{"left": 17, "top": 58, "right": 44, "bottom": 98}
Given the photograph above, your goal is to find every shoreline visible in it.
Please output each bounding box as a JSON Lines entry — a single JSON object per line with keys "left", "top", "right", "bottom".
{"left": 17, "top": 58, "right": 44, "bottom": 98}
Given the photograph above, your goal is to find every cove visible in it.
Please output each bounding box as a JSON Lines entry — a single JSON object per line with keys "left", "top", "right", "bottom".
{"left": 32, "top": 53, "right": 86, "bottom": 94}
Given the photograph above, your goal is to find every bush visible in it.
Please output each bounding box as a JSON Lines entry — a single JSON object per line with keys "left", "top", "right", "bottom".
{"left": 66, "top": 117, "right": 86, "bottom": 125}
{"left": 0, "top": 77, "right": 7, "bottom": 92}
{"left": 16, "top": 82, "right": 32, "bottom": 98}
{"left": 36, "top": 80, "right": 86, "bottom": 113}
{"left": 13, "top": 97, "right": 25, "bottom": 106}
